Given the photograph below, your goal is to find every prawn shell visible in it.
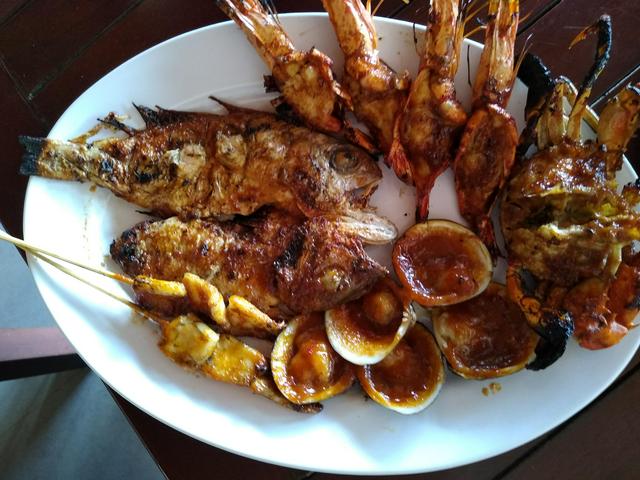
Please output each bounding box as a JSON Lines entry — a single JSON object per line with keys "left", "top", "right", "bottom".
{"left": 356, "top": 323, "right": 445, "bottom": 415}
{"left": 432, "top": 282, "right": 539, "bottom": 379}
{"left": 392, "top": 220, "right": 493, "bottom": 307}
{"left": 271, "top": 313, "right": 355, "bottom": 404}
{"left": 325, "top": 277, "right": 416, "bottom": 365}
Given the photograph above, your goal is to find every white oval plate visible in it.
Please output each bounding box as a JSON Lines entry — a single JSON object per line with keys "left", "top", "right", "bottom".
{"left": 23, "top": 13, "right": 640, "bottom": 475}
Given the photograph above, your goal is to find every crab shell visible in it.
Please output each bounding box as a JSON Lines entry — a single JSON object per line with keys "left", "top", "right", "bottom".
{"left": 325, "top": 277, "right": 416, "bottom": 365}
{"left": 356, "top": 323, "right": 445, "bottom": 414}
{"left": 392, "top": 220, "right": 493, "bottom": 307}
{"left": 271, "top": 313, "right": 355, "bottom": 404}
{"left": 432, "top": 282, "right": 539, "bottom": 379}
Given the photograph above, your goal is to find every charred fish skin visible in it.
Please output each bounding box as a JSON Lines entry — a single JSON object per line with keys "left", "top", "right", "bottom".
{"left": 19, "top": 105, "right": 382, "bottom": 221}
{"left": 110, "top": 210, "right": 387, "bottom": 321}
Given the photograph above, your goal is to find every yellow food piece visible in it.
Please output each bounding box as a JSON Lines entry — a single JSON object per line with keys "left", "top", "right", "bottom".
{"left": 160, "top": 314, "right": 220, "bottom": 366}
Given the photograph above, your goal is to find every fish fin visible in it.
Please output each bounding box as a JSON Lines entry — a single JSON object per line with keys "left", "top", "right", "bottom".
{"left": 332, "top": 210, "right": 398, "bottom": 245}
{"left": 18, "top": 135, "right": 45, "bottom": 176}
{"left": 209, "top": 96, "right": 263, "bottom": 115}
{"left": 98, "top": 112, "right": 137, "bottom": 136}
{"left": 133, "top": 104, "right": 193, "bottom": 127}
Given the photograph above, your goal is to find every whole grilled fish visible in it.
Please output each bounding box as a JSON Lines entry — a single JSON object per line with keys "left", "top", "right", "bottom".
{"left": 110, "top": 209, "right": 387, "bottom": 321}
{"left": 20, "top": 102, "right": 395, "bottom": 243}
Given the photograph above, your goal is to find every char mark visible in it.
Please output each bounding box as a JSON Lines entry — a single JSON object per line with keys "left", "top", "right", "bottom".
{"left": 109, "top": 224, "right": 149, "bottom": 275}
{"left": 273, "top": 227, "right": 306, "bottom": 271}
{"left": 18, "top": 136, "right": 46, "bottom": 176}
{"left": 526, "top": 310, "right": 574, "bottom": 371}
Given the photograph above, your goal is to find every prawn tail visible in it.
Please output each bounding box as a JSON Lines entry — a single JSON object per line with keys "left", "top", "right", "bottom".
{"left": 344, "top": 122, "right": 379, "bottom": 156}
{"left": 477, "top": 217, "right": 501, "bottom": 260}
{"left": 415, "top": 177, "right": 438, "bottom": 222}
{"left": 18, "top": 136, "right": 45, "bottom": 176}
{"left": 387, "top": 136, "right": 413, "bottom": 185}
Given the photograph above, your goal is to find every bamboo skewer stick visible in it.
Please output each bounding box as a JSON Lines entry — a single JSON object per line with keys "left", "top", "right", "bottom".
{"left": 0, "top": 230, "right": 134, "bottom": 286}
{"left": 26, "top": 248, "right": 154, "bottom": 320}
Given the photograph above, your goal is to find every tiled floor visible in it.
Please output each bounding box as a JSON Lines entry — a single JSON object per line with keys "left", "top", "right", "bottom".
{"left": 0, "top": 230, "right": 161, "bottom": 479}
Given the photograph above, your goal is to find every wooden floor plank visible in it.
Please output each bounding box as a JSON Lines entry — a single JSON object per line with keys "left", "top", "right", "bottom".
{"left": 0, "top": 0, "right": 29, "bottom": 24}
{"left": 0, "top": 0, "right": 139, "bottom": 97}
{"left": 31, "top": 0, "right": 223, "bottom": 123}
{"left": 498, "top": 365, "right": 640, "bottom": 480}
{"left": 0, "top": 66, "right": 47, "bottom": 238}
{"left": 110, "top": 390, "right": 310, "bottom": 480}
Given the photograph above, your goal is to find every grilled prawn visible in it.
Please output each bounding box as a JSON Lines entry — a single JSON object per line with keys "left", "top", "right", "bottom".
{"left": 389, "top": 0, "right": 468, "bottom": 219}
{"left": 216, "top": 0, "right": 349, "bottom": 133}
{"left": 20, "top": 103, "right": 395, "bottom": 242}
{"left": 502, "top": 16, "right": 640, "bottom": 365}
{"left": 454, "top": 0, "right": 519, "bottom": 253}
{"left": 110, "top": 209, "right": 387, "bottom": 321}
{"left": 322, "top": 0, "right": 410, "bottom": 156}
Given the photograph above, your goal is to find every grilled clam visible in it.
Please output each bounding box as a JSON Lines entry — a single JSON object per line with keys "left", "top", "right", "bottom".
{"left": 271, "top": 313, "right": 355, "bottom": 404}
{"left": 392, "top": 220, "right": 493, "bottom": 307}
{"left": 432, "top": 283, "right": 538, "bottom": 379}
{"left": 325, "top": 277, "right": 416, "bottom": 365}
{"left": 357, "top": 323, "right": 445, "bottom": 414}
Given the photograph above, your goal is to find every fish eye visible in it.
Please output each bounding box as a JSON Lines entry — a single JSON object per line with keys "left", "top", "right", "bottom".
{"left": 331, "top": 148, "right": 360, "bottom": 173}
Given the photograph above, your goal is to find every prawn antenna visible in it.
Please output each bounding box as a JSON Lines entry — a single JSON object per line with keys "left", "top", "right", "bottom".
{"left": 514, "top": 33, "right": 534, "bottom": 78}
{"left": 259, "top": 0, "right": 281, "bottom": 26}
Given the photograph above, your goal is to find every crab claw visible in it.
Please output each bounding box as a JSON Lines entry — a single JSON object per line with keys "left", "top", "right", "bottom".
{"left": 506, "top": 264, "right": 575, "bottom": 369}
{"left": 526, "top": 310, "right": 573, "bottom": 370}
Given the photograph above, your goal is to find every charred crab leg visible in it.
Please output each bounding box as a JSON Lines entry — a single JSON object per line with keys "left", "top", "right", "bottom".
{"left": 389, "top": 0, "right": 468, "bottom": 220}
{"left": 216, "top": 0, "right": 350, "bottom": 133}
{"left": 322, "top": 0, "right": 410, "bottom": 156}
{"left": 566, "top": 15, "right": 612, "bottom": 140}
{"left": 453, "top": 0, "right": 519, "bottom": 253}
{"left": 8, "top": 236, "right": 319, "bottom": 413}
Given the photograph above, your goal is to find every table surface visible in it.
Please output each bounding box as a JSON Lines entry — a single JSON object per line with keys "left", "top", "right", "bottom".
{"left": 2, "top": 1, "right": 639, "bottom": 479}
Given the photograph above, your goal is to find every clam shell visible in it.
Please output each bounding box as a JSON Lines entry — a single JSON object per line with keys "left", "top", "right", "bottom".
{"left": 325, "top": 277, "right": 416, "bottom": 365}
{"left": 356, "top": 323, "right": 445, "bottom": 414}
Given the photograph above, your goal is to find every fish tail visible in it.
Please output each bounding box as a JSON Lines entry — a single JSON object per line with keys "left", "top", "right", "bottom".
{"left": 18, "top": 135, "right": 46, "bottom": 176}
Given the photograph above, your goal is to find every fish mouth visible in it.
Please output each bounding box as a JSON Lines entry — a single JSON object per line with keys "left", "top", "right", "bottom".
{"left": 347, "top": 174, "right": 382, "bottom": 205}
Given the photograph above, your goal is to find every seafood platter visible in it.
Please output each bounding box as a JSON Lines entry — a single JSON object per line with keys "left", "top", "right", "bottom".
{"left": 12, "top": 0, "right": 640, "bottom": 475}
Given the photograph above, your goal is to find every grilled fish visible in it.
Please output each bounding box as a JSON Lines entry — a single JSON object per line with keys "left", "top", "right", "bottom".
{"left": 110, "top": 209, "right": 387, "bottom": 321}
{"left": 20, "top": 102, "right": 395, "bottom": 242}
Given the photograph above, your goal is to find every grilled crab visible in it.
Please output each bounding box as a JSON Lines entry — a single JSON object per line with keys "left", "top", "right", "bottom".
{"left": 502, "top": 15, "right": 640, "bottom": 369}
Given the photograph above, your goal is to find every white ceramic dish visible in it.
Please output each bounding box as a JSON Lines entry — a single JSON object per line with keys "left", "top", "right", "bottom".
{"left": 22, "top": 14, "right": 640, "bottom": 475}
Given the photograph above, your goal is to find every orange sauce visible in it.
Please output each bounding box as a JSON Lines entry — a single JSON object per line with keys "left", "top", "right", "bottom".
{"left": 360, "top": 325, "right": 441, "bottom": 405}
{"left": 435, "top": 283, "right": 537, "bottom": 378}
{"left": 393, "top": 224, "right": 489, "bottom": 306}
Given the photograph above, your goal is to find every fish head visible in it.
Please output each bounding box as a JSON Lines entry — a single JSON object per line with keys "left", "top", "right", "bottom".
{"left": 289, "top": 140, "right": 382, "bottom": 216}
{"left": 274, "top": 216, "right": 387, "bottom": 315}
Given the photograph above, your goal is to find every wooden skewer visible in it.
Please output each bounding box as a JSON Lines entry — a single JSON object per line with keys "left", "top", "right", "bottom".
{"left": 26, "top": 247, "right": 162, "bottom": 323}
{"left": 0, "top": 229, "right": 134, "bottom": 286}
